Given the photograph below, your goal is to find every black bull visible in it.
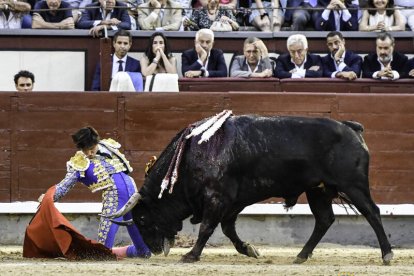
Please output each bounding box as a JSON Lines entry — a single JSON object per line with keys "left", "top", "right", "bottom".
{"left": 117, "top": 115, "right": 394, "bottom": 264}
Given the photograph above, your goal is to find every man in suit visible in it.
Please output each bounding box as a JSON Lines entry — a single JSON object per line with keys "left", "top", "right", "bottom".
{"left": 91, "top": 30, "right": 141, "bottom": 91}
{"left": 362, "top": 32, "right": 408, "bottom": 80}
{"left": 314, "top": 0, "right": 359, "bottom": 31}
{"left": 137, "top": 0, "right": 182, "bottom": 31}
{"left": 230, "top": 37, "right": 273, "bottom": 78}
{"left": 322, "top": 31, "right": 362, "bottom": 80}
{"left": 77, "top": 0, "right": 131, "bottom": 37}
{"left": 182, "top": 28, "right": 227, "bottom": 78}
{"left": 275, "top": 34, "right": 322, "bottom": 79}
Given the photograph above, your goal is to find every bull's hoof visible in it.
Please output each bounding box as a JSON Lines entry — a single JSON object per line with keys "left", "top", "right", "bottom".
{"left": 293, "top": 256, "right": 307, "bottom": 264}
{"left": 244, "top": 242, "right": 260, "bottom": 258}
{"left": 180, "top": 253, "right": 200, "bottom": 263}
{"left": 383, "top": 251, "right": 394, "bottom": 265}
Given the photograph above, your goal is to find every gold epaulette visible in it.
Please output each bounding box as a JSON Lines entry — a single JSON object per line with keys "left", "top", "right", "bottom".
{"left": 100, "top": 138, "right": 121, "bottom": 149}
{"left": 67, "top": 151, "right": 90, "bottom": 171}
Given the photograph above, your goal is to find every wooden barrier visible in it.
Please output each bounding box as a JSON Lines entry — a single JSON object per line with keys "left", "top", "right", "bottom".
{"left": 0, "top": 92, "right": 413, "bottom": 205}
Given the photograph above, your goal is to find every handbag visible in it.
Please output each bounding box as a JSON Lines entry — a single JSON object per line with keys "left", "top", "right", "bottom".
{"left": 144, "top": 73, "right": 179, "bottom": 92}
{"left": 210, "top": 21, "right": 233, "bottom": 32}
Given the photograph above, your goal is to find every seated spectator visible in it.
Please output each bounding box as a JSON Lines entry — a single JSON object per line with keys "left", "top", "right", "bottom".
{"left": 137, "top": 0, "right": 182, "bottom": 31}
{"left": 182, "top": 28, "right": 227, "bottom": 78}
{"left": 406, "top": 58, "right": 414, "bottom": 78}
{"left": 359, "top": 0, "right": 405, "bottom": 31}
{"left": 362, "top": 32, "right": 408, "bottom": 79}
{"left": 14, "top": 70, "right": 35, "bottom": 92}
{"left": 322, "top": 31, "right": 362, "bottom": 80}
{"left": 314, "top": 0, "right": 359, "bottom": 31}
{"left": 249, "top": 0, "right": 283, "bottom": 31}
{"left": 65, "top": 0, "right": 93, "bottom": 23}
{"left": 184, "top": 0, "right": 238, "bottom": 31}
{"left": 284, "top": 0, "right": 319, "bottom": 31}
{"left": 395, "top": 0, "right": 414, "bottom": 31}
{"left": 117, "top": 0, "right": 142, "bottom": 29}
{"left": 275, "top": 34, "right": 322, "bottom": 79}
{"left": 91, "top": 30, "right": 141, "bottom": 91}
{"left": 0, "top": 0, "right": 31, "bottom": 28}
{"left": 32, "top": 0, "right": 74, "bottom": 29}
{"left": 140, "top": 32, "right": 177, "bottom": 77}
{"left": 77, "top": 0, "right": 131, "bottom": 37}
{"left": 230, "top": 37, "right": 273, "bottom": 78}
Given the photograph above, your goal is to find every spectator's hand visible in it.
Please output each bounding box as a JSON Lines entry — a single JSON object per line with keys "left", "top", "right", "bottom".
{"left": 331, "top": 0, "right": 346, "bottom": 9}
{"left": 195, "top": 43, "right": 207, "bottom": 63}
{"left": 150, "top": 0, "right": 161, "bottom": 9}
{"left": 337, "top": 71, "right": 357, "bottom": 80}
{"left": 220, "top": 16, "right": 230, "bottom": 23}
{"left": 38, "top": 193, "right": 45, "bottom": 203}
{"left": 252, "top": 40, "right": 268, "bottom": 57}
{"left": 308, "top": 66, "right": 320, "bottom": 71}
{"left": 184, "top": 70, "right": 202, "bottom": 78}
{"left": 108, "top": 18, "right": 121, "bottom": 26}
{"left": 289, "top": 68, "right": 297, "bottom": 74}
{"left": 409, "top": 69, "right": 414, "bottom": 77}
{"left": 334, "top": 43, "right": 345, "bottom": 61}
{"left": 89, "top": 25, "right": 105, "bottom": 37}
{"left": 376, "top": 21, "right": 386, "bottom": 31}
{"left": 261, "top": 69, "right": 273, "bottom": 78}
{"left": 59, "top": 20, "right": 75, "bottom": 29}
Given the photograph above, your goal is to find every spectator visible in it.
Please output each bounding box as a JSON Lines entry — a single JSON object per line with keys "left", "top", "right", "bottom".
{"left": 0, "top": 0, "right": 31, "bottom": 28}
{"left": 284, "top": 0, "right": 319, "bottom": 31}
{"left": 77, "top": 0, "right": 131, "bottom": 37}
{"left": 314, "top": 0, "right": 359, "bottom": 31}
{"left": 182, "top": 28, "right": 227, "bottom": 78}
{"left": 91, "top": 30, "right": 141, "bottom": 91}
{"left": 362, "top": 32, "right": 408, "bottom": 79}
{"left": 249, "top": 0, "right": 283, "bottom": 31}
{"left": 32, "top": 0, "right": 74, "bottom": 29}
{"left": 275, "top": 34, "right": 323, "bottom": 79}
{"left": 219, "top": 0, "right": 237, "bottom": 10}
{"left": 140, "top": 32, "right": 177, "bottom": 77}
{"left": 117, "top": 0, "right": 143, "bottom": 29}
{"left": 137, "top": 0, "right": 182, "bottom": 31}
{"left": 406, "top": 57, "right": 414, "bottom": 78}
{"left": 230, "top": 37, "right": 273, "bottom": 78}
{"left": 395, "top": 0, "right": 414, "bottom": 31}
{"left": 322, "top": 31, "right": 362, "bottom": 80}
{"left": 359, "top": 0, "right": 405, "bottom": 31}
{"left": 14, "top": 70, "right": 35, "bottom": 92}
{"left": 65, "top": 0, "right": 92, "bottom": 23}
{"left": 184, "top": 0, "right": 238, "bottom": 31}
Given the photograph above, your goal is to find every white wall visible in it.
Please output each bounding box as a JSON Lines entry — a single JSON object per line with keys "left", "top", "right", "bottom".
{"left": 0, "top": 51, "right": 85, "bottom": 92}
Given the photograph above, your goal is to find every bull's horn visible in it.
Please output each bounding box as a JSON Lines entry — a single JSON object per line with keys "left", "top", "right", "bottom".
{"left": 163, "top": 238, "right": 170, "bottom": 257}
{"left": 101, "top": 192, "right": 142, "bottom": 219}
{"left": 108, "top": 219, "right": 134, "bottom": 226}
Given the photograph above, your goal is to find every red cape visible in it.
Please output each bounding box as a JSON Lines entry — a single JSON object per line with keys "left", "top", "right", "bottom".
{"left": 23, "top": 185, "right": 116, "bottom": 260}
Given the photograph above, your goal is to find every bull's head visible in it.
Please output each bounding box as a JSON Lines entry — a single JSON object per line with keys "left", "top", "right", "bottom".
{"left": 132, "top": 198, "right": 178, "bottom": 256}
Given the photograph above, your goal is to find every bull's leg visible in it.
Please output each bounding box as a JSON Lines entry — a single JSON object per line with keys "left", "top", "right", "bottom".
{"left": 221, "top": 211, "right": 260, "bottom": 258}
{"left": 295, "top": 187, "right": 335, "bottom": 264}
{"left": 342, "top": 186, "right": 393, "bottom": 265}
{"left": 180, "top": 195, "right": 223, "bottom": 263}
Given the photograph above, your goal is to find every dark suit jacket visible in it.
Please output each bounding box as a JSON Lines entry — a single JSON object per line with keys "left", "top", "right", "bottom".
{"left": 406, "top": 58, "right": 414, "bottom": 78}
{"left": 285, "top": 0, "right": 305, "bottom": 23}
{"left": 76, "top": 2, "right": 131, "bottom": 30}
{"left": 91, "top": 55, "right": 141, "bottom": 91}
{"left": 322, "top": 50, "right": 362, "bottom": 77}
{"left": 181, "top": 48, "right": 227, "bottom": 77}
{"left": 275, "top": 53, "right": 323, "bottom": 79}
{"left": 362, "top": 52, "right": 408, "bottom": 79}
{"left": 315, "top": 4, "right": 359, "bottom": 31}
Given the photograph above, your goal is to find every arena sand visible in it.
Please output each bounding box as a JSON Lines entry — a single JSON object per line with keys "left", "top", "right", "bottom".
{"left": 1, "top": 244, "right": 413, "bottom": 275}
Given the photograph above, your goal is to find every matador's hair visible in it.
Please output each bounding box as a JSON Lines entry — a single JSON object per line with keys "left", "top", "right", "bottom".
{"left": 71, "top": 126, "right": 100, "bottom": 150}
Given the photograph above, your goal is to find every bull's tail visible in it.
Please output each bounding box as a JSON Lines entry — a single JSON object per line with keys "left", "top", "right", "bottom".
{"left": 342, "top": 120, "right": 364, "bottom": 133}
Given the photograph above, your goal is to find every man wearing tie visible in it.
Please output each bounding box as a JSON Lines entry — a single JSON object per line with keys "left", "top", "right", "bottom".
{"left": 91, "top": 30, "right": 141, "bottom": 91}
{"left": 314, "top": 0, "right": 359, "bottom": 31}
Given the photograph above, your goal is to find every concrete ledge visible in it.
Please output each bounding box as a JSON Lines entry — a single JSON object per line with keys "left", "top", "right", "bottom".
{"left": 1, "top": 202, "right": 413, "bottom": 216}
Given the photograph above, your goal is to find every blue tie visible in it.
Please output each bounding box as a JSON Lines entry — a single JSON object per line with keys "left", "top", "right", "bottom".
{"left": 118, "top": 60, "right": 124, "bottom": 72}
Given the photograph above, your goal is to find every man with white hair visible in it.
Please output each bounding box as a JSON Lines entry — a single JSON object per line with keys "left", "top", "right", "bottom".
{"left": 362, "top": 32, "right": 408, "bottom": 80}
{"left": 181, "top": 28, "right": 227, "bottom": 78}
{"left": 275, "top": 34, "right": 322, "bottom": 79}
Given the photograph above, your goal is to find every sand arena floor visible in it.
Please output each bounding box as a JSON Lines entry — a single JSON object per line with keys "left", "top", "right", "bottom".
{"left": 1, "top": 244, "right": 414, "bottom": 276}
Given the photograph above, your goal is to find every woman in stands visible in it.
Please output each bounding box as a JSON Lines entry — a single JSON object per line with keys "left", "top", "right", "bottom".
{"left": 359, "top": 0, "right": 405, "bottom": 31}
{"left": 184, "top": 0, "right": 239, "bottom": 31}
{"left": 140, "top": 32, "right": 177, "bottom": 77}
